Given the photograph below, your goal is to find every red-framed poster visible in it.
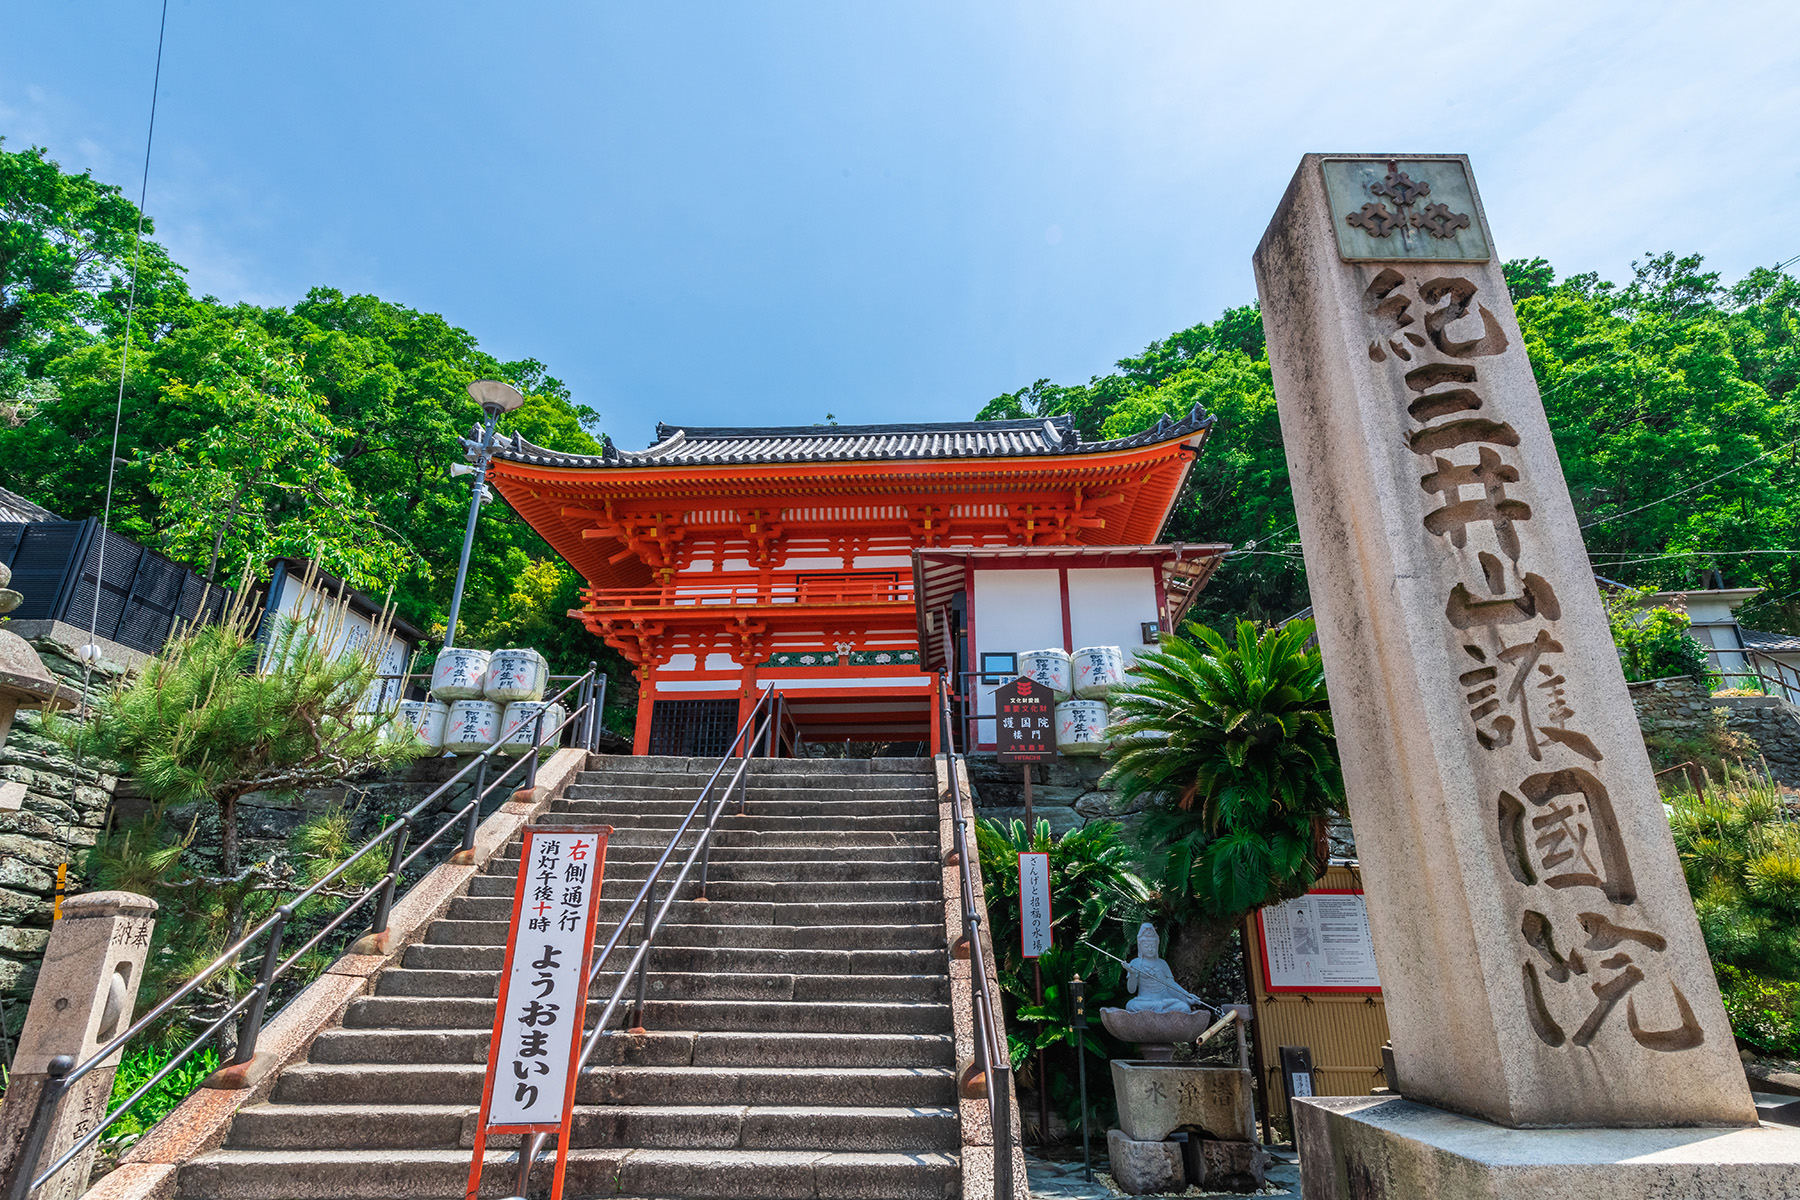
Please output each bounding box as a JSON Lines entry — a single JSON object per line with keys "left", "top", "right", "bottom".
{"left": 1254, "top": 887, "right": 1382, "bottom": 995}
{"left": 465, "top": 823, "right": 611, "bottom": 1200}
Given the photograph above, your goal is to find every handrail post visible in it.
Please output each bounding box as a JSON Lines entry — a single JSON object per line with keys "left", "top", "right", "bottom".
{"left": 458, "top": 766, "right": 484, "bottom": 855}
{"left": 629, "top": 875, "right": 656, "bottom": 1032}
{"left": 592, "top": 669, "right": 606, "bottom": 752}
{"left": 369, "top": 816, "right": 412, "bottom": 939}
{"left": 7, "top": 1054, "right": 73, "bottom": 1200}
{"left": 234, "top": 906, "right": 290, "bottom": 1065}
{"left": 527, "top": 710, "right": 546, "bottom": 791}
{"left": 993, "top": 1058, "right": 1015, "bottom": 1197}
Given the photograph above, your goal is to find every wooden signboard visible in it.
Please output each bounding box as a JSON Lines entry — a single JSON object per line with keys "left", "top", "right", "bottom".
{"left": 466, "top": 823, "right": 611, "bottom": 1200}
{"left": 995, "top": 675, "right": 1055, "bottom": 764}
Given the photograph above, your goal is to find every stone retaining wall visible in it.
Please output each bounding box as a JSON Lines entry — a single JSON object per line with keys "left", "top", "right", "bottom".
{"left": 0, "top": 629, "right": 129, "bottom": 1041}
{"left": 1717, "top": 695, "right": 1800, "bottom": 786}
{"left": 1626, "top": 673, "right": 1800, "bottom": 787}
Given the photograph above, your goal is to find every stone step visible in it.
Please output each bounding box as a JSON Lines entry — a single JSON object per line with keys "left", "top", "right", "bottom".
{"left": 484, "top": 857, "right": 940, "bottom": 885}
{"left": 399, "top": 942, "right": 945, "bottom": 977}
{"left": 487, "top": 842, "right": 939, "bottom": 869}
{"left": 374, "top": 967, "right": 948, "bottom": 1004}
{"left": 306, "top": 1028, "right": 955, "bottom": 1070}
{"left": 272, "top": 1063, "right": 955, "bottom": 1109}
{"left": 547, "top": 806, "right": 939, "bottom": 833}
{"left": 572, "top": 780, "right": 943, "bottom": 798}
{"left": 466, "top": 874, "right": 938, "bottom": 903}
{"left": 422, "top": 919, "right": 945, "bottom": 951}
{"left": 503, "top": 825, "right": 939, "bottom": 851}
{"left": 560, "top": 784, "right": 936, "bottom": 808}
{"left": 579, "top": 756, "right": 934, "bottom": 777}
{"left": 444, "top": 895, "right": 945, "bottom": 927}
{"left": 178, "top": 1145, "right": 956, "bottom": 1200}
{"left": 341, "top": 995, "right": 952, "bottom": 1035}
{"left": 227, "top": 1100, "right": 960, "bottom": 1153}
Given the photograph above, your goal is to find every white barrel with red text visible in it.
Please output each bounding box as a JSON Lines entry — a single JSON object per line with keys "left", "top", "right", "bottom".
{"left": 1017, "top": 648, "right": 1073, "bottom": 700}
{"left": 1054, "top": 699, "right": 1110, "bottom": 756}
{"left": 431, "top": 648, "right": 491, "bottom": 700}
{"left": 442, "top": 698, "right": 503, "bottom": 754}
{"left": 1071, "top": 646, "right": 1126, "bottom": 698}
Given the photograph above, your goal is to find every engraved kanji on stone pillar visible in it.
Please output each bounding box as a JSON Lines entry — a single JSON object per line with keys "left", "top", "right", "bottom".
{"left": 1252, "top": 154, "right": 1756, "bottom": 1129}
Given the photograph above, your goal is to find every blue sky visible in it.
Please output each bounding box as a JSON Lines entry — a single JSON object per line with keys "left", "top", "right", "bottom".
{"left": 4, "top": 2, "right": 1797, "bottom": 451}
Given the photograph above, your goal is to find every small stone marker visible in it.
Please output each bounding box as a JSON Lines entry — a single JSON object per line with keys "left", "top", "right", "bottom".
{"left": 0, "top": 891, "right": 157, "bottom": 1200}
{"left": 1254, "top": 154, "right": 1756, "bottom": 1129}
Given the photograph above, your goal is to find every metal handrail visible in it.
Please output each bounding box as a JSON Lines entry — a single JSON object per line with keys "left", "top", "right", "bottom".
{"left": 1699, "top": 645, "right": 1800, "bottom": 702}
{"left": 9, "top": 664, "right": 609, "bottom": 1200}
{"left": 517, "top": 686, "right": 786, "bottom": 1193}
{"left": 937, "top": 670, "right": 1015, "bottom": 1198}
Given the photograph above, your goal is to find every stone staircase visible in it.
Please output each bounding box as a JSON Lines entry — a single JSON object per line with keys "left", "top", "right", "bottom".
{"left": 175, "top": 756, "right": 961, "bottom": 1200}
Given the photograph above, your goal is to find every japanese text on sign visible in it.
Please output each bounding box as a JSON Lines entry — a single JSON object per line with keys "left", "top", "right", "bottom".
{"left": 486, "top": 829, "right": 604, "bottom": 1129}
{"left": 1019, "top": 852, "right": 1052, "bottom": 958}
{"left": 997, "top": 676, "right": 1056, "bottom": 764}
{"left": 1257, "top": 890, "right": 1381, "bottom": 993}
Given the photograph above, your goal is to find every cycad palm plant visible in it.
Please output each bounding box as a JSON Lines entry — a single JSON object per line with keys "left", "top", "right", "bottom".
{"left": 1103, "top": 618, "right": 1343, "bottom": 979}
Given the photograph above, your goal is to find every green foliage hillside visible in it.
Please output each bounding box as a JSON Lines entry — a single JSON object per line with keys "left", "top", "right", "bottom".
{"left": 980, "top": 256, "right": 1800, "bottom": 634}
{"left": 0, "top": 140, "right": 613, "bottom": 673}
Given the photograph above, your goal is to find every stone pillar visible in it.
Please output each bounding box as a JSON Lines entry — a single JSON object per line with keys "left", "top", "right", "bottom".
{"left": 1253, "top": 154, "right": 1755, "bottom": 1129}
{"left": 0, "top": 892, "right": 157, "bottom": 1199}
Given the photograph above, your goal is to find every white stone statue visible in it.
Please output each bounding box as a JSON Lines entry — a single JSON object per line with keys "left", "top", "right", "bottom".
{"left": 1123, "top": 921, "right": 1204, "bottom": 1013}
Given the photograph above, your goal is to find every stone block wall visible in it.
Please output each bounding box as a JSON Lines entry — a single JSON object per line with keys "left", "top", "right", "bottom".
{"left": 964, "top": 754, "right": 1143, "bottom": 836}
{"left": 0, "top": 629, "right": 131, "bottom": 1041}
{"left": 1717, "top": 695, "right": 1800, "bottom": 786}
{"left": 1626, "top": 673, "right": 1800, "bottom": 787}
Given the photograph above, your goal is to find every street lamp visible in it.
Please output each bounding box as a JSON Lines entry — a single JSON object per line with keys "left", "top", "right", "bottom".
{"left": 443, "top": 379, "right": 525, "bottom": 650}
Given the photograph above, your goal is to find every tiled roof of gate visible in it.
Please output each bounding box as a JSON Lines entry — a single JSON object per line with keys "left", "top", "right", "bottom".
{"left": 484, "top": 407, "right": 1214, "bottom": 470}
{"left": 1744, "top": 629, "right": 1800, "bottom": 654}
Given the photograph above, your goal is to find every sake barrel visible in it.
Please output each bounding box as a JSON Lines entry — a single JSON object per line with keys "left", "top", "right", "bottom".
{"left": 394, "top": 698, "right": 448, "bottom": 750}
{"left": 496, "top": 700, "right": 568, "bottom": 755}
{"left": 1017, "top": 648, "right": 1073, "bottom": 701}
{"left": 1071, "top": 645, "right": 1126, "bottom": 698}
{"left": 485, "top": 647, "right": 549, "bottom": 702}
{"left": 1055, "top": 699, "right": 1110, "bottom": 756}
{"left": 431, "top": 648, "right": 491, "bottom": 700}
{"left": 442, "top": 698, "right": 503, "bottom": 755}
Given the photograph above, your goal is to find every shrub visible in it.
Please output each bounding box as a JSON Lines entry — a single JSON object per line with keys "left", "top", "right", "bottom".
{"left": 976, "top": 816, "right": 1151, "bottom": 1133}
{"left": 1667, "top": 765, "right": 1800, "bottom": 1058}
{"left": 1103, "top": 618, "right": 1342, "bottom": 985}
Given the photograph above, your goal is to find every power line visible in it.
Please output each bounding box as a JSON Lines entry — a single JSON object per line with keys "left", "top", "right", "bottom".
{"left": 79, "top": 0, "right": 168, "bottom": 683}
{"left": 1577, "top": 435, "right": 1798, "bottom": 532}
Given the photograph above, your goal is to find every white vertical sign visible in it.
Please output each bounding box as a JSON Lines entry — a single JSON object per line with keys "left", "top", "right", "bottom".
{"left": 480, "top": 828, "right": 606, "bottom": 1129}
{"left": 1019, "top": 852, "right": 1052, "bottom": 958}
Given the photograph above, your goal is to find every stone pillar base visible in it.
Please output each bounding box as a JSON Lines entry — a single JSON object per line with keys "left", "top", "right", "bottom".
{"left": 1106, "top": 1129, "right": 1184, "bottom": 1194}
{"left": 1294, "top": 1095, "right": 1800, "bottom": 1199}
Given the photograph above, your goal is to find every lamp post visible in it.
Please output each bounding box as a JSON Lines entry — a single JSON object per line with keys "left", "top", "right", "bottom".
{"left": 443, "top": 379, "right": 525, "bottom": 650}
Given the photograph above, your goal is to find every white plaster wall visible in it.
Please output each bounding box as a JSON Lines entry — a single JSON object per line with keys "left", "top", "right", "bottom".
{"left": 1067, "top": 567, "right": 1159, "bottom": 666}
{"left": 705, "top": 652, "right": 739, "bottom": 671}
{"left": 970, "top": 568, "right": 1063, "bottom": 742}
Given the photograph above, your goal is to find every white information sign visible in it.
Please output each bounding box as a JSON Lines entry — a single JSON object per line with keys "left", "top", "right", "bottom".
{"left": 483, "top": 828, "right": 606, "bottom": 1129}
{"left": 1019, "top": 852, "right": 1052, "bottom": 958}
{"left": 1256, "top": 889, "right": 1382, "bottom": 993}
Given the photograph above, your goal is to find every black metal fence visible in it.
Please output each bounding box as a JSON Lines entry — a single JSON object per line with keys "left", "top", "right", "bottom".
{"left": 0, "top": 520, "right": 228, "bottom": 655}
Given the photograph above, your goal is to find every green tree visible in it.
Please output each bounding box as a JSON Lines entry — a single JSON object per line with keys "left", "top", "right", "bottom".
{"left": 1102, "top": 618, "right": 1342, "bottom": 985}
{"left": 1602, "top": 587, "right": 1710, "bottom": 682}
{"left": 0, "top": 140, "right": 626, "bottom": 682}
